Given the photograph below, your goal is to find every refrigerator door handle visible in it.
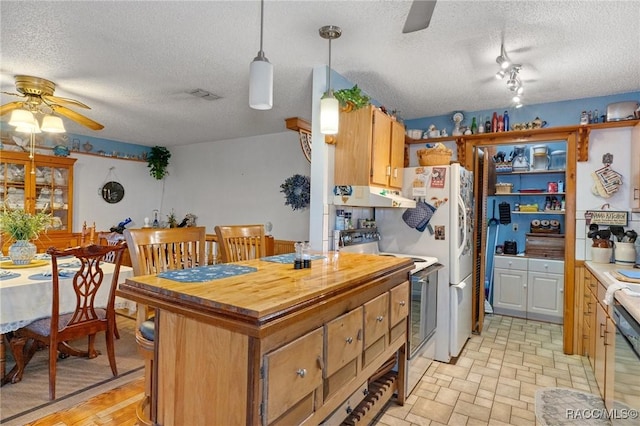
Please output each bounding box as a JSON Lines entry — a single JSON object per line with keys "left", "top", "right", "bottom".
{"left": 456, "top": 192, "right": 468, "bottom": 259}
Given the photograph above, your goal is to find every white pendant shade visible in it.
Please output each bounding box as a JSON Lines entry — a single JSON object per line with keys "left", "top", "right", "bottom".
{"left": 41, "top": 115, "right": 66, "bottom": 133}
{"left": 320, "top": 92, "right": 339, "bottom": 135}
{"left": 9, "top": 109, "right": 37, "bottom": 129}
{"left": 249, "top": 56, "right": 273, "bottom": 110}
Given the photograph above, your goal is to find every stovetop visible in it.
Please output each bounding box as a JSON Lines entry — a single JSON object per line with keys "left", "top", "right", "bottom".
{"left": 336, "top": 230, "right": 438, "bottom": 273}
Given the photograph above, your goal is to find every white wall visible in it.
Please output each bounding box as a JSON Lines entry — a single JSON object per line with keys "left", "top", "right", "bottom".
{"left": 575, "top": 127, "right": 640, "bottom": 261}
{"left": 163, "top": 131, "right": 311, "bottom": 241}
{"left": 71, "top": 154, "right": 162, "bottom": 231}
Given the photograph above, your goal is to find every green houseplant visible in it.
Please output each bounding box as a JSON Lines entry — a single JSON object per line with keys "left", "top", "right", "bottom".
{"left": 0, "top": 208, "right": 51, "bottom": 264}
{"left": 334, "top": 85, "right": 371, "bottom": 111}
{"left": 147, "top": 146, "right": 171, "bottom": 180}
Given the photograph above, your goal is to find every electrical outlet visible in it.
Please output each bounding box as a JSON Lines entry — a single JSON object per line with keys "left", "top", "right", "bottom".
{"left": 513, "top": 223, "right": 519, "bottom": 232}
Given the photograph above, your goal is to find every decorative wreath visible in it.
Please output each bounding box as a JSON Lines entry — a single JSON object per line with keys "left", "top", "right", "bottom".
{"left": 280, "top": 174, "right": 311, "bottom": 211}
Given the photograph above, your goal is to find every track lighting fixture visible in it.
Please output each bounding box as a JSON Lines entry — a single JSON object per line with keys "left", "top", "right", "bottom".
{"left": 494, "top": 44, "right": 525, "bottom": 107}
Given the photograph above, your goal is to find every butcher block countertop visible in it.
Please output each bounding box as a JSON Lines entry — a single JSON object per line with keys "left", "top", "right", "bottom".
{"left": 118, "top": 251, "right": 413, "bottom": 326}
{"left": 585, "top": 261, "right": 640, "bottom": 323}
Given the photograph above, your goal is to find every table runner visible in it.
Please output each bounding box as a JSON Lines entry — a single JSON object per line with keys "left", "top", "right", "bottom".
{"left": 260, "top": 253, "right": 326, "bottom": 264}
{"left": 158, "top": 264, "right": 258, "bottom": 283}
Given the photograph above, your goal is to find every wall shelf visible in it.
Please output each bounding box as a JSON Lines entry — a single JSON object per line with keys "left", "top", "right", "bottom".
{"left": 512, "top": 211, "right": 565, "bottom": 215}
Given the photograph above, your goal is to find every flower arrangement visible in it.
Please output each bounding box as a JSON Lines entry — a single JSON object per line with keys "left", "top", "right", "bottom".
{"left": 280, "top": 174, "right": 311, "bottom": 211}
{"left": 0, "top": 208, "right": 51, "bottom": 242}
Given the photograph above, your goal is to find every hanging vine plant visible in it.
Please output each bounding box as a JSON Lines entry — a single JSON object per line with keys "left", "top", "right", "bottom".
{"left": 147, "top": 146, "right": 171, "bottom": 180}
{"left": 280, "top": 174, "right": 311, "bottom": 211}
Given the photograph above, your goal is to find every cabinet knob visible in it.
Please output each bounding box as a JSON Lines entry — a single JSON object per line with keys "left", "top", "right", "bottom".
{"left": 399, "top": 300, "right": 406, "bottom": 306}
{"left": 346, "top": 336, "right": 353, "bottom": 344}
{"left": 296, "top": 368, "right": 307, "bottom": 378}
{"left": 376, "top": 315, "right": 384, "bottom": 322}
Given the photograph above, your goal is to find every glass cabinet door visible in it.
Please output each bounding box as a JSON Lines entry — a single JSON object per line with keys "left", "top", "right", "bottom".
{"left": 1, "top": 160, "right": 27, "bottom": 211}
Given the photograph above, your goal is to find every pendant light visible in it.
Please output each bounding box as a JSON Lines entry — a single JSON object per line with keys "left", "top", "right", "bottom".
{"left": 319, "top": 25, "right": 342, "bottom": 135}
{"left": 249, "top": 0, "right": 273, "bottom": 110}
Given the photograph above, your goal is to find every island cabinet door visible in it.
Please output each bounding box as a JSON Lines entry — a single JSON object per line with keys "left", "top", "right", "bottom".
{"left": 363, "top": 292, "right": 389, "bottom": 367}
{"left": 389, "top": 281, "right": 410, "bottom": 344}
{"left": 323, "top": 307, "right": 364, "bottom": 398}
{"left": 264, "top": 326, "right": 324, "bottom": 425}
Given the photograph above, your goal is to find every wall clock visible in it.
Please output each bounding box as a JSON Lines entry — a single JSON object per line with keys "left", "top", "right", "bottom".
{"left": 101, "top": 181, "right": 125, "bottom": 204}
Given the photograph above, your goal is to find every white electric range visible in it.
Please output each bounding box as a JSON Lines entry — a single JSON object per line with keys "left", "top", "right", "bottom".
{"left": 335, "top": 229, "right": 443, "bottom": 395}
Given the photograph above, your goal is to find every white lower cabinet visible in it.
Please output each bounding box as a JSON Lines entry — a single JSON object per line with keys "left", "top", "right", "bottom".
{"left": 493, "top": 256, "right": 564, "bottom": 324}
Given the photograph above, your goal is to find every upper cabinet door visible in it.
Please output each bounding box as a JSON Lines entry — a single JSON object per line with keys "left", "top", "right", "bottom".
{"left": 370, "top": 108, "right": 392, "bottom": 187}
{"left": 389, "top": 120, "right": 406, "bottom": 189}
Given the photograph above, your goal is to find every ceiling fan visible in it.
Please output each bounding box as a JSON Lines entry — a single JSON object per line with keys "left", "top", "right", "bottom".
{"left": 0, "top": 75, "right": 104, "bottom": 130}
{"left": 402, "top": 0, "right": 437, "bottom": 33}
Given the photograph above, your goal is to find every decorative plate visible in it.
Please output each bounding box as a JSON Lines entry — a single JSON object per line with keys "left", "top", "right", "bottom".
{"left": 299, "top": 131, "right": 311, "bottom": 163}
{"left": 101, "top": 181, "right": 125, "bottom": 203}
{"left": 452, "top": 112, "right": 464, "bottom": 123}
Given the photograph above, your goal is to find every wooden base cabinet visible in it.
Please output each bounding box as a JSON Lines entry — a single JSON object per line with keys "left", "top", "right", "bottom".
{"left": 583, "top": 268, "right": 616, "bottom": 410}
{"left": 141, "top": 267, "right": 411, "bottom": 425}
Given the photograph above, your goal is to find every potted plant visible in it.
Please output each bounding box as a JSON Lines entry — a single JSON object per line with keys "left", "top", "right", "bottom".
{"left": 147, "top": 146, "right": 171, "bottom": 180}
{"left": 334, "top": 85, "right": 371, "bottom": 112}
{"left": 0, "top": 208, "right": 51, "bottom": 264}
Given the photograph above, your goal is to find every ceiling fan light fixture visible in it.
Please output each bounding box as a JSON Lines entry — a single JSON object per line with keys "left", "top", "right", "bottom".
{"left": 249, "top": 0, "right": 273, "bottom": 110}
{"left": 512, "top": 95, "right": 521, "bottom": 103}
{"left": 319, "top": 25, "right": 342, "bottom": 135}
{"left": 41, "top": 114, "right": 66, "bottom": 133}
{"left": 495, "top": 70, "right": 506, "bottom": 80}
{"left": 15, "top": 124, "right": 42, "bottom": 134}
{"left": 515, "top": 102, "right": 523, "bottom": 109}
{"left": 8, "top": 109, "right": 37, "bottom": 129}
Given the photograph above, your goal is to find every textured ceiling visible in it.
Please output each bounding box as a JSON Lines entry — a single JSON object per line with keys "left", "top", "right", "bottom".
{"left": 1, "top": 1, "right": 639, "bottom": 147}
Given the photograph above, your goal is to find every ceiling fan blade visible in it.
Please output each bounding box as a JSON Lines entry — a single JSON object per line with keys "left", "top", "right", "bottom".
{"left": 0, "top": 101, "right": 25, "bottom": 116}
{"left": 402, "top": 0, "right": 437, "bottom": 34}
{"left": 52, "top": 105, "right": 104, "bottom": 130}
{"left": 42, "top": 95, "right": 91, "bottom": 109}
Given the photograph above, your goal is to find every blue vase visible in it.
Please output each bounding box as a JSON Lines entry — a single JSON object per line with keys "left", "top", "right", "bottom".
{"left": 8, "top": 240, "right": 37, "bottom": 265}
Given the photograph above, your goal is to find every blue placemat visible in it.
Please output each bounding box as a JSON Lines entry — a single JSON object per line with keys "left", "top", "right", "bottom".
{"left": 157, "top": 264, "right": 258, "bottom": 283}
{"left": 260, "top": 253, "right": 326, "bottom": 264}
{"left": 28, "top": 269, "right": 77, "bottom": 280}
{"left": 0, "top": 271, "right": 20, "bottom": 281}
{"left": 617, "top": 269, "right": 640, "bottom": 279}
{"left": 59, "top": 260, "right": 82, "bottom": 268}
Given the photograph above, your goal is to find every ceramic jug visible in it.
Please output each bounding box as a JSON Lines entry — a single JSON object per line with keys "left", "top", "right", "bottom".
{"left": 614, "top": 242, "right": 636, "bottom": 265}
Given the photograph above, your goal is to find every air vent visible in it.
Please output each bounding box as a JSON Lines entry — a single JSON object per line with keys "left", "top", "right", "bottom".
{"left": 187, "top": 89, "right": 222, "bottom": 101}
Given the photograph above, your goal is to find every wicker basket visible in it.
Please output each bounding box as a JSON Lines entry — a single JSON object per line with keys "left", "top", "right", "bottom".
{"left": 495, "top": 183, "right": 513, "bottom": 194}
{"left": 417, "top": 145, "right": 452, "bottom": 166}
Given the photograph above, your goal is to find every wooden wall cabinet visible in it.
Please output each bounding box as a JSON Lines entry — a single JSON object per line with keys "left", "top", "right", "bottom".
{"left": 335, "top": 105, "right": 405, "bottom": 190}
{"left": 0, "top": 151, "right": 77, "bottom": 253}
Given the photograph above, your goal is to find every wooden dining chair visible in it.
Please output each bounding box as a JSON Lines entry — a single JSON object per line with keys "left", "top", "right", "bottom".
{"left": 214, "top": 224, "right": 267, "bottom": 262}
{"left": 123, "top": 226, "right": 206, "bottom": 425}
{"left": 7, "top": 242, "right": 126, "bottom": 400}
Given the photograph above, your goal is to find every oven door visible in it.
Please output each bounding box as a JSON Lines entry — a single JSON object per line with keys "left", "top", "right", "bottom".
{"left": 409, "top": 262, "right": 443, "bottom": 358}
{"left": 612, "top": 303, "right": 640, "bottom": 414}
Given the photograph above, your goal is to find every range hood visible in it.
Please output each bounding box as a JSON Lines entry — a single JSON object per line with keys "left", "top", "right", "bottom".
{"left": 333, "top": 186, "right": 416, "bottom": 208}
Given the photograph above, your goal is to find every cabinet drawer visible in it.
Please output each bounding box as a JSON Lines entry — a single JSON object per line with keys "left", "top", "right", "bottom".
{"left": 494, "top": 255, "right": 528, "bottom": 270}
{"left": 325, "top": 307, "right": 363, "bottom": 377}
{"left": 389, "top": 281, "right": 409, "bottom": 326}
{"left": 265, "top": 326, "right": 324, "bottom": 424}
{"left": 364, "top": 292, "right": 389, "bottom": 348}
{"left": 528, "top": 258, "right": 564, "bottom": 274}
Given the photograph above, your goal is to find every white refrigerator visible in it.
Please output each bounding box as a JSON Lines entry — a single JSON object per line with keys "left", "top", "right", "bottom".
{"left": 376, "top": 163, "right": 474, "bottom": 362}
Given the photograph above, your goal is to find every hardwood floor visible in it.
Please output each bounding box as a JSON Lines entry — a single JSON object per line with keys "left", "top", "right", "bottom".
{"left": 24, "top": 377, "right": 144, "bottom": 426}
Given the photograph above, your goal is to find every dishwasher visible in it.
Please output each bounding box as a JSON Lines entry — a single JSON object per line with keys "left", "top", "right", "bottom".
{"left": 612, "top": 302, "right": 640, "bottom": 418}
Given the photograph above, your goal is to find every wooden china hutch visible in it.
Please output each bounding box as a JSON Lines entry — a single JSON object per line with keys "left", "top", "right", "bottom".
{"left": 0, "top": 151, "right": 79, "bottom": 253}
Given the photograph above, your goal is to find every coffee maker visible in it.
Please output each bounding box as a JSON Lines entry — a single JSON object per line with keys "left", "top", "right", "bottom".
{"left": 511, "top": 145, "right": 529, "bottom": 171}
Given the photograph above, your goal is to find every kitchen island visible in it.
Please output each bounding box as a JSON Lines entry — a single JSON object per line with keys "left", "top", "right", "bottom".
{"left": 118, "top": 251, "right": 413, "bottom": 426}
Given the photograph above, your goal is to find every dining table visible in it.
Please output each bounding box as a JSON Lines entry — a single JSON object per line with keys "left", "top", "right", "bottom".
{"left": 0, "top": 254, "right": 134, "bottom": 381}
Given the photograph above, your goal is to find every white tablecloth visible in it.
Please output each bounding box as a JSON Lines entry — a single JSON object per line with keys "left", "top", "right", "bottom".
{"left": 0, "top": 260, "right": 134, "bottom": 334}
